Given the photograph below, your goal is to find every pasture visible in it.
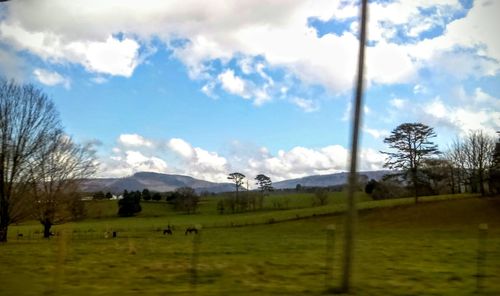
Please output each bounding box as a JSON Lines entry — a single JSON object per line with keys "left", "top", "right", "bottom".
{"left": 1, "top": 193, "right": 499, "bottom": 295}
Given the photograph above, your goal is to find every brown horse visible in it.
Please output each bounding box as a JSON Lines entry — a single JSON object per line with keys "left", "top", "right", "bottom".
{"left": 163, "top": 225, "right": 173, "bottom": 235}
{"left": 185, "top": 227, "right": 198, "bottom": 235}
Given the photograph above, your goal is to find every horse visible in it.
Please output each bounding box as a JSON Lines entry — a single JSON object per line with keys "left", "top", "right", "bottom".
{"left": 185, "top": 227, "right": 198, "bottom": 235}
{"left": 163, "top": 225, "right": 173, "bottom": 235}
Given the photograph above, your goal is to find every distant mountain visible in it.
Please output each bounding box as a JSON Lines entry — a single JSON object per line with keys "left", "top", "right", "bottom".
{"left": 273, "top": 170, "right": 391, "bottom": 189}
{"left": 80, "top": 170, "right": 393, "bottom": 194}
{"left": 79, "top": 172, "right": 235, "bottom": 194}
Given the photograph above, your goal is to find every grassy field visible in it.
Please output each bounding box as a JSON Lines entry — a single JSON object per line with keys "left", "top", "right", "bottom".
{"left": 1, "top": 193, "right": 499, "bottom": 295}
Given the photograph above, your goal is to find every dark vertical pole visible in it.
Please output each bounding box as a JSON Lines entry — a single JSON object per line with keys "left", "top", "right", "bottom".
{"left": 341, "top": 0, "right": 368, "bottom": 293}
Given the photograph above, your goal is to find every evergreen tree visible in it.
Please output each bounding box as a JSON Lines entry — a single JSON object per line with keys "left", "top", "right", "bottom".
{"left": 382, "top": 123, "right": 440, "bottom": 203}
{"left": 142, "top": 188, "right": 151, "bottom": 201}
{"left": 118, "top": 189, "right": 141, "bottom": 217}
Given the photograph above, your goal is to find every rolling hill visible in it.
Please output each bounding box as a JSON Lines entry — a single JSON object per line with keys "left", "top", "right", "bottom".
{"left": 79, "top": 172, "right": 235, "bottom": 194}
{"left": 273, "top": 170, "right": 391, "bottom": 189}
{"left": 80, "top": 170, "right": 392, "bottom": 193}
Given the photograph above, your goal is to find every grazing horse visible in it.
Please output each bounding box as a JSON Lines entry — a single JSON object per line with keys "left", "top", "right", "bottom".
{"left": 185, "top": 227, "right": 198, "bottom": 235}
{"left": 163, "top": 225, "right": 173, "bottom": 235}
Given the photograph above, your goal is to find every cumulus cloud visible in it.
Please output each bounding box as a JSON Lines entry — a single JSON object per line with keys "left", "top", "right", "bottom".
{"left": 118, "top": 134, "right": 153, "bottom": 147}
{"left": 125, "top": 150, "right": 167, "bottom": 171}
{"left": 33, "top": 68, "right": 71, "bottom": 88}
{"left": 99, "top": 149, "right": 168, "bottom": 177}
{"left": 168, "top": 138, "right": 195, "bottom": 159}
{"left": 218, "top": 69, "right": 248, "bottom": 98}
{"left": 422, "top": 96, "right": 499, "bottom": 136}
{"left": 385, "top": 88, "right": 499, "bottom": 138}
{"left": 167, "top": 138, "right": 229, "bottom": 182}
{"left": 98, "top": 134, "right": 386, "bottom": 182}
{"left": 244, "top": 144, "right": 384, "bottom": 181}
{"left": 1, "top": 0, "right": 496, "bottom": 106}
{"left": 0, "top": 21, "right": 141, "bottom": 77}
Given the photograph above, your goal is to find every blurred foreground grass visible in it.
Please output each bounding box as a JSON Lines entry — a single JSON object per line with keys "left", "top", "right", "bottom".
{"left": 1, "top": 194, "right": 499, "bottom": 295}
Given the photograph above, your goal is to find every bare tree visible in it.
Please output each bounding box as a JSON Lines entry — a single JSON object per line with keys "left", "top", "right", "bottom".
{"left": 446, "top": 138, "right": 468, "bottom": 194}
{"left": 0, "top": 78, "right": 62, "bottom": 242}
{"left": 173, "top": 186, "right": 199, "bottom": 214}
{"left": 462, "top": 131, "right": 495, "bottom": 196}
{"left": 421, "top": 158, "right": 454, "bottom": 195}
{"left": 382, "top": 123, "right": 440, "bottom": 203}
{"left": 29, "top": 133, "right": 96, "bottom": 238}
{"left": 490, "top": 133, "right": 500, "bottom": 194}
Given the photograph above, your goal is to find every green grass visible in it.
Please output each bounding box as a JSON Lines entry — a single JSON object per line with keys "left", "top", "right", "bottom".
{"left": 1, "top": 193, "right": 499, "bottom": 295}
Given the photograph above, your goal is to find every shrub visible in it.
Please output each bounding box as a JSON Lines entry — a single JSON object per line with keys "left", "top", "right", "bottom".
{"left": 313, "top": 189, "right": 329, "bottom": 206}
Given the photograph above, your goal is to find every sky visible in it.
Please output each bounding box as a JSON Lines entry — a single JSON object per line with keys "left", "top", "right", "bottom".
{"left": 0, "top": 0, "right": 498, "bottom": 183}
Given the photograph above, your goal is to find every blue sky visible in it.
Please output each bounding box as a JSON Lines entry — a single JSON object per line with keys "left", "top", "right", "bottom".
{"left": 0, "top": 0, "right": 498, "bottom": 182}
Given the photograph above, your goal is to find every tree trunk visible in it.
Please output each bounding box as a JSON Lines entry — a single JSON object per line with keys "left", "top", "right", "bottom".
{"left": 0, "top": 200, "right": 9, "bottom": 242}
{"left": 43, "top": 221, "right": 53, "bottom": 239}
{"left": 450, "top": 168, "right": 455, "bottom": 194}
{"left": 412, "top": 168, "right": 419, "bottom": 204}
{"left": 479, "top": 170, "right": 485, "bottom": 196}
{"left": 0, "top": 224, "right": 7, "bottom": 242}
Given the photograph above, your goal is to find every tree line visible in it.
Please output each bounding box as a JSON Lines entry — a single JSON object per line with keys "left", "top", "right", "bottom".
{"left": 368, "top": 122, "right": 498, "bottom": 202}
{"left": 0, "top": 78, "right": 95, "bottom": 241}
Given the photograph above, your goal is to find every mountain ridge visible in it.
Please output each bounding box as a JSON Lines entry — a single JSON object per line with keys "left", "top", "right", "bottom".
{"left": 79, "top": 170, "right": 391, "bottom": 193}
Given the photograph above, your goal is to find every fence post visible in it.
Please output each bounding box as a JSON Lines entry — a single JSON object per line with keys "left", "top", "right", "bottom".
{"left": 476, "top": 223, "right": 488, "bottom": 293}
{"left": 325, "top": 224, "right": 336, "bottom": 291}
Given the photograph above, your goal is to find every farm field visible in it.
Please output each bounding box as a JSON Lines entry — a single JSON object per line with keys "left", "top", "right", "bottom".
{"left": 1, "top": 194, "right": 499, "bottom": 295}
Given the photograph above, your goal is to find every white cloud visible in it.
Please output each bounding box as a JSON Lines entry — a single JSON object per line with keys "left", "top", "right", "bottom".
{"left": 1, "top": 22, "right": 140, "bottom": 77}
{"left": 364, "top": 127, "right": 389, "bottom": 139}
{"left": 422, "top": 98, "right": 499, "bottom": 137}
{"left": 424, "top": 97, "right": 448, "bottom": 119}
{"left": 33, "top": 68, "right": 71, "bottom": 88}
{"left": 389, "top": 98, "right": 407, "bottom": 109}
{"left": 3, "top": 0, "right": 494, "bottom": 99}
{"left": 99, "top": 150, "right": 168, "bottom": 177}
{"left": 91, "top": 76, "right": 108, "bottom": 84}
{"left": 118, "top": 134, "right": 153, "bottom": 147}
{"left": 245, "top": 144, "right": 384, "bottom": 181}
{"left": 405, "top": 91, "right": 499, "bottom": 137}
{"left": 366, "top": 41, "right": 417, "bottom": 84}
{"left": 99, "top": 134, "right": 386, "bottom": 183}
{"left": 201, "top": 81, "right": 216, "bottom": 98}
{"left": 168, "top": 137, "right": 229, "bottom": 182}
{"left": 217, "top": 69, "right": 248, "bottom": 98}
{"left": 168, "top": 138, "right": 195, "bottom": 159}
{"left": 125, "top": 150, "right": 166, "bottom": 169}
{"left": 291, "top": 97, "right": 319, "bottom": 112}
{"left": 413, "top": 84, "right": 426, "bottom": 94}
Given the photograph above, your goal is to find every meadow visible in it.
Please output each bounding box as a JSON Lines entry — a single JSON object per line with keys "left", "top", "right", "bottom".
{"left": 1, "top": 193, "right": 499, "bottom": 295}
